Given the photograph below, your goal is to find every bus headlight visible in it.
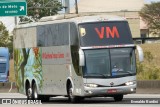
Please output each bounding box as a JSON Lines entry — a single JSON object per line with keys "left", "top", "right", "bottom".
{"left": 125, "top": 81, "right": 136, "bottom": 86}
{"left": 84, "top": 83, "right": 98, "bottom": 88}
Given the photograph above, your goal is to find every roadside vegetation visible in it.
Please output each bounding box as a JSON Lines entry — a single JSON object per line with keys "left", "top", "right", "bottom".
{"left": 137, "top": 43, "right": 160, "bottom": 80}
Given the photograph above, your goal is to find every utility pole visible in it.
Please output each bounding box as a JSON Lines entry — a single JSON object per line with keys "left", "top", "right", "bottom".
{"left": 15, "top": 17, "right": 17, "bottom": 25}
{"left": 64, "top": 0, "right": 70, "bottom": 14}
{"left": 75, "top": 0, "right": 78, "bottom": 14}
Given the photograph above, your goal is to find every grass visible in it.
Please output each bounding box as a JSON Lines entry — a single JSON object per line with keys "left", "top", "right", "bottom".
{"left": 137, "top": 43, "right": 160, "bottom": 80}
{"left": 140, "top": 43, "right": 160, "bottom": 67}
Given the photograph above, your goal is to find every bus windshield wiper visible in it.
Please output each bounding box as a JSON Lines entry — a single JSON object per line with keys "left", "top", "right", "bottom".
{"left": 87, "top": 73, "right": 107, "bottom": 77}
{"left": 117, "top": 70, "right": 134, "bottom": 76}
{"left": 125, "top": 71, "right": 134, "bottom": 75}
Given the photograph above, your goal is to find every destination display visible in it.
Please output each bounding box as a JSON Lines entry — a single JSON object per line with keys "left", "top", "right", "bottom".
{"left": 79, "top": 21, "right": 133, "bottom": 47}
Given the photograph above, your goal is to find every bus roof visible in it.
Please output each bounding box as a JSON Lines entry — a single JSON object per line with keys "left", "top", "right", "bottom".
{"left": 15, "top": 14, "right": 127, "bottom": 29}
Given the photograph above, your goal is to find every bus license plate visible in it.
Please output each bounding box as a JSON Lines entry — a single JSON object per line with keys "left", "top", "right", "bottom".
{"left": 107, "top": 89, "right": 117, "bottom": 93}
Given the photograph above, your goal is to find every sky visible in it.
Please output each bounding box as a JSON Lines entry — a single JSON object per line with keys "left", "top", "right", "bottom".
{"left": 0, "top": 0, "right": 159, "bottom": 33}
{"left": 145, "top": 0, "right": 160, "bottom": 3}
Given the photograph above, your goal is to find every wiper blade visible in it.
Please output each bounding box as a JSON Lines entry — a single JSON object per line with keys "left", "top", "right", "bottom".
{"left": 87, "top": 73, "right": 106, "bottom": 77}
{"left": 116, "top": 70, "right": 134, "bottom": 75}
{"left": 125, "top": 71, "right": 134, "bottom": 75}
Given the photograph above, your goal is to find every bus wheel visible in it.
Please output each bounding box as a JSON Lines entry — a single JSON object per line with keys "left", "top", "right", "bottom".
{"left": 32, "top": 83, "right": 50, "bottom": 102}
{"left": 32, "top": 83, "right": 38, "bottom": 100}
{"left": 26, "top": 86, "right": 32, "bottom": 100}
{"left": 68, "top": 84, "right": 78, "bottom": 103}
{"left": 114, "top": 95, "right": 123, "bottom": 102}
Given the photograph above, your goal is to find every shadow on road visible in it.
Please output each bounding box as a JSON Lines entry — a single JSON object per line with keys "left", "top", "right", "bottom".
{"left": 43, "top": 97, "right": 160, "bottom": 104}
{"left": 43, "top": 97, "right": 124, "bottom": 104}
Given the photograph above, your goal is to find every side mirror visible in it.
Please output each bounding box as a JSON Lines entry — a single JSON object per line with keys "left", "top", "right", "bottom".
{"left": 136, "top": 45, "right": 144, "bottom": 62}
{"left": 79, "top": 49, "right": 85, "bottom": 66}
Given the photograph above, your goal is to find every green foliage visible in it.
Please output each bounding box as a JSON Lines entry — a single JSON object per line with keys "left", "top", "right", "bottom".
{"left": 136, "top": 62, "right": 144, "bottom": 74}
{"left": 148, "top": 67, "right": 160, "bottom": 79}
{"left": 20, "top": 0, "right": 63, "bottom": 22}
{"left": 144, "top": 51, "right": 153, "bottom": 63}
{"left": 0, "top": 22, "right": 13, "bottom": 54}
{"left": 137, "top": 65, "right": 160, "bottom": 80}
{"left": 137, "top": 50, "right": 160, "bottom": 80}
{"left": 0, "top": 22, "right": 9, "bottom": 46}
{"left": 7, "top": 36, "right": 13, "bottom": 55}
{"left": 139, "top": 2, "right": 160, "bottom": 36}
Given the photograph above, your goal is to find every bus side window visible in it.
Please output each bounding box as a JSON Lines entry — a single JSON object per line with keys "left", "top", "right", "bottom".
{"left": 37, "top": 23, "right": 69, "bottom": 47}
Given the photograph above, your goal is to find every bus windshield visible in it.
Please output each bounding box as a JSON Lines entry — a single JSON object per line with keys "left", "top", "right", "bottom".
{"left": 83, "top": 48, "right": 136, "bottom": 78}
{"left": 79, "top": 21, "right": 133, "bottom": 47}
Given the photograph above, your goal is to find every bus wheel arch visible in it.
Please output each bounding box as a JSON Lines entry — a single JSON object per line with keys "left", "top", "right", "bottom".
{"left": 66, "top": 79, "right": 79, "bottom": 103}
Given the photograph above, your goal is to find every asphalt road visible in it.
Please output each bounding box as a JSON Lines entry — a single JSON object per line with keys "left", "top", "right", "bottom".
{"left": 0, "top": 93, "right": 160, "bottom": 107}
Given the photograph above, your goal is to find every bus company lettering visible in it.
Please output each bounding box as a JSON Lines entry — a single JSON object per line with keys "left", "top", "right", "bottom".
{"left": 42, "top": 52, "right": 64, "bottom": 59}
{"left": 95, "top": 26, "right": 120, "bottom": 39}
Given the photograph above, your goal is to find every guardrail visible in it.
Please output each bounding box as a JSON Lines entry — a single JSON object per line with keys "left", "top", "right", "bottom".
{"left": 137, "top": 80, "right": 160, "bottom": 88}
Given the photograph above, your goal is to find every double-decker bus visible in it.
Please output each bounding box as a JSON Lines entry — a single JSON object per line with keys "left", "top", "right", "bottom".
{"left": 14, "top": 14, "right": 143, "bottom": 102}
{"left": 0, "top": 47, "right": 9, "bottom": 82}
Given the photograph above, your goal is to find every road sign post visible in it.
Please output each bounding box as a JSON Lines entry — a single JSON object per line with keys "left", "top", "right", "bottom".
{"left": 0, "top": 0, "right": 27, "bottom": 16}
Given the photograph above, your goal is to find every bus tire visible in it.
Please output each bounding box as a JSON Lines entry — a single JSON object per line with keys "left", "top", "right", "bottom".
{"left": 32, "top": 83, "right": 38, "bottom": 100}
{"left": 26, "top": 86, "right": 32, "bottom": 100}
{"left": 68, "top": 84, "right": 79, "bottom": 103}
{"left": 114, "top": 95, "right": 123, "bottom": 102}
{"left": 32, "top": 83, "right": 50, "bottom": 102}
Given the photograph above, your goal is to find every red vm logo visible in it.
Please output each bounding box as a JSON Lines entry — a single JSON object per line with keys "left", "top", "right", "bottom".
{"left": 95, "top": 26, "right": 120, "bottom": 39}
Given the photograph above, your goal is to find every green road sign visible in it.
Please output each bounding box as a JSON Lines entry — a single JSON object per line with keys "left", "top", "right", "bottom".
{"left": 0, "top": 0, "right": 27, "bottom": 16}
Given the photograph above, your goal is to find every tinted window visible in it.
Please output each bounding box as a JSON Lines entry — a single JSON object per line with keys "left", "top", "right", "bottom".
{"left": 37, "top": 23, "right": 69, "bottom": 46}
{"left": 110, "top": 48, "right": 136, "bottom": 76}
{"left": 83, "top": 48, "right": 136, "bottom": 78}
{"left": 83, "top": 49, "right": 111, "bottom": 78}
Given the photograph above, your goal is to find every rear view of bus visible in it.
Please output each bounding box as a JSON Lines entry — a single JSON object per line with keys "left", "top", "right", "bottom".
{"left": 0, "top": 47, "right": 9, "bottom": 82}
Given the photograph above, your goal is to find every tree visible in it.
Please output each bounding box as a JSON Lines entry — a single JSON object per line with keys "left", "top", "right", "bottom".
{"left": 0, "top": 22, "right": 13, "bottom": 54}
{"left": 20, "top": 0, "right": 63, "bottom": 22}
{"left": 7, "top": 36, "right": 13, "bottom": 54}
{"left": 0, "top": 22, "right": 9, "bottom": 47}
{"left": 139, "top": 2, "right": 160, "bottom": 36}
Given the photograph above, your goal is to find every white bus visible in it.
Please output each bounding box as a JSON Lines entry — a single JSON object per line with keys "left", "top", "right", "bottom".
{"left": 14, "top": 14, "right": 143, "bottom": 102}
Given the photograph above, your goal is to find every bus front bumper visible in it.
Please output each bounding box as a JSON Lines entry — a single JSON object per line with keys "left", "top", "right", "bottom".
{"left": 83, "top": 85, "right": 136, "bottom": 97}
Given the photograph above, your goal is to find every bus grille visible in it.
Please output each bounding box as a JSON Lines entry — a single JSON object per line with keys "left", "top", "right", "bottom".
{"left": 0, "top": 63, "right": 6, "bottom": 73}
